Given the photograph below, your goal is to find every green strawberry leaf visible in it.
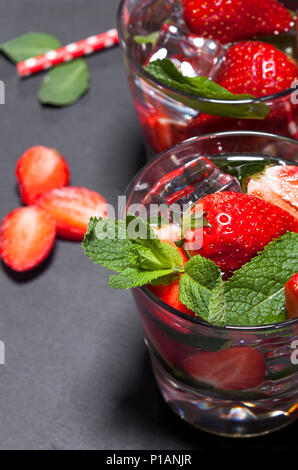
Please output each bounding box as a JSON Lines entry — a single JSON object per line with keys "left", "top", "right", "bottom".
{"left": 179, "top": 255, "right": 226, "bottom": 326}
{"left": 145, "top": 58, "right": 270, "bottom": 120}
{"left": 225, "top": 232, "right": 298, "bottom": 326}
{"left": 0, "top": 32, "right": 61, "bottom": 63}
{"left": 82, "top": 216, "right": 184, "bottom": 289}
{"left": 134, "top": 31, "right": 160, "bottom": 47}
{"left": 38, "top": 58, "right": 90, "bottom": 106}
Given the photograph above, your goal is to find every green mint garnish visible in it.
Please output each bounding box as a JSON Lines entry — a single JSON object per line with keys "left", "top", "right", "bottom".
{"left": 225, "top": 232, "right": 298, "bottom": 326}
{"left": 0, "top": 33, "right": 61, "bottom": 63}
{"left": 38, "top": 58, "right": 90, "bottom": 106}
{"left": 134, "top": 31, "right": 160, "bottom": 48}
{"left": 82, "top": 216, "right": 184, "bottom": 289}
{"left": 145, "top": 58, "right": 270, "bottom": 120}
{"left": 83, "top": 217, "right": 298, "bottom": 328}
{"left": 179, "top": 256, "right": 226, "bottom": 327}
{"left": 213, "top": 157, "right": 273, "bottom": 192}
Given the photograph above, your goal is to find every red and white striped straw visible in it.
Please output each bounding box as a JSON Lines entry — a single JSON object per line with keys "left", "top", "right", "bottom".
{"left": 17, "top": 28, "right": 119, "bottom": 78}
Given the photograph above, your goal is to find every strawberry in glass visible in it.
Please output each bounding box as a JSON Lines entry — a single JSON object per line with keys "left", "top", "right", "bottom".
{"left": 118, "top": 0, "right": 298, "bottom": 156}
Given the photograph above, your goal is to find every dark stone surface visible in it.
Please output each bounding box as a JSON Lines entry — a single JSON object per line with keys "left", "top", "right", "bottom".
{"left": 0, "top": 0, "right": 296, "bottom": 450}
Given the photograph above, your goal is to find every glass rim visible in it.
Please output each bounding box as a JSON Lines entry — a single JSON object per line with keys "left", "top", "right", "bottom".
{"left": 124, "top": 130, "right": 298, "bottom": 333}
{"left": 117, "top": 0, "right": 298, "bottom": 105}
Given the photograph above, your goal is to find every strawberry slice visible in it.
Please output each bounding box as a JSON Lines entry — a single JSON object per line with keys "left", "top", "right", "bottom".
{"left": 37, "top": 186, "right": 107, "bottom": 241}
{"left": 141, "top": 314, "right": 194, "bottom": 368}
{"left": 0, "top": 206, "right": 56, "bottom": 272}
{"left": 285, "top": 273, "right": 298, "bottom": 319}
{"left": 215, "top": 41, "right": 298, "bottom": 98}
{"left": 16, "top": 146, "right": 70, "bottom": 205}
{"left": 182, "top": 0, "right": 294, "bottom": 44}
{"left": 184, "top": 347, "right": 266, "bottom": 390}
{"left": 247, "top": 165, "right": 298, "bottom": 221}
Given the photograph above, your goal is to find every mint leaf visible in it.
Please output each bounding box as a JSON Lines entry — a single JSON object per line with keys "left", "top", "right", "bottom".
{"left": 0, "top": 33, "right": 61, "bottom": 63}
{"left": 82, "top": 216, "right": 184, "bottom": 289}
{"left": 134, "top": 31, "right": 159, "bottom": 47}
{"left": 83, "top": 217, "right": 135, "bottom": 272}
{"left": 145, "top": 58, "right": 270, "bottom": 120}
{"left": 179, "top": 255, "right": 226, "bottom": 326}
{"left": 225, "top": 232, "right": 298, "bottom": 326}
{"left": 109, "top": 267, "right": 174, "bottom": 289}
{"left": 213, "top": 157, "right": 273, "bottom": 192}
{"left": 38, "top": 58, "right": 89, "bottom": 106}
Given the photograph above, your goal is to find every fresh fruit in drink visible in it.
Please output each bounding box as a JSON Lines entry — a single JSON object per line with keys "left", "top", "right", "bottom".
{"left": 182, "top": 0, "right": 294, "bottom": 44}
{"left": 149, "top": 280, "right": 195, "bottom": 316}
{"left": 141, "top": 314, "right": 193, "bottom": 367}
{"left": 16, "top": 146, "right": 70, "bottom": 205}
{"left": 0, "top": 206, "right": 56, "bottom": 272}
{"left": 247, "top": 165, "right": 298, "bottom": 221}
{"left": 215, "top": 41, "right": 298, "bottom": 97}
{"left": 285, "top": 273, "right": 298, "bottom": 319}
{"left": 184, "top": 346, "right": 266, "bottom": 390}
{"left": 37, "top": 186, "right": 107, "bottom": 241}
{"left": 183, "top": 191, "right": 298, "bottom": 272}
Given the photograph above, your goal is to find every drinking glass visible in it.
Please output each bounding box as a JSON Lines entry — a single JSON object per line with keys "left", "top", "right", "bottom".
{"left": 117, "top": 0, "right": 298, "bottom": 157}
{"left": 124, "top": 131, "right": 298, "bottom": 437}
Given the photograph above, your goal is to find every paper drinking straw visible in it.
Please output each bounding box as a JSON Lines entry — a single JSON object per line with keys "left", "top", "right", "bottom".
{"left": 17, "top": 28, "right": 119, "bottom": 77}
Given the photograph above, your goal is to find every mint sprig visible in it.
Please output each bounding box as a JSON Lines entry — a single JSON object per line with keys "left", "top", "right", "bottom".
{"left": 145, "top": 58, "right": 270, "bottom": 120}
{"left": 82, "top": 217, "right": 184, "bottom": 289}
{"left": 83, "top": 217, "right": 298, "bottom": 328}
{"left": 179, "top": 256, "right": 226, "bottom": 326}
{"left": 225, "top": 232, "right": 298, "bottom": 326}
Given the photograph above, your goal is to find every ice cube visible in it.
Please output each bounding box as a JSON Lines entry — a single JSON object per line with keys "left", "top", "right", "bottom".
{"left": 143, "top": 157, "right": 242, "bottom": 214}
{"left": 149, "top": 23, "right": 226, "bottom": 79}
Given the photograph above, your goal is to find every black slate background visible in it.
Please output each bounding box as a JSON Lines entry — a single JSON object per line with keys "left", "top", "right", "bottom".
{"left": 0, "top": 0, "right": 297, "bottom": 451}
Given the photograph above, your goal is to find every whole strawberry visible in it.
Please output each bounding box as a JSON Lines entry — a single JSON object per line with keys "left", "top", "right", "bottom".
{"left": 182, "top": 0, "right": 294, "bottom": 44}
{"left": 183, "top": 191, "right": 298, "bottom": 273}
{"left": 216, "top": 41, "right": 298, "bottom": 97}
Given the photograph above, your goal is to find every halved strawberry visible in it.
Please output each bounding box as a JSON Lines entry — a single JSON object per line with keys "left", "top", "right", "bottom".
{"left": 0, "top": 206, "right": 56, "bottom": 272}
{"left": 16, "top": 146, "right": 70, "bottom": 205}
{"left": 285, "top": 273, "right": 298, "bottom": 319}
{"left": 183, "top": 0, "right": 294, "bottom": 44}
{"left": 247, "top": 165, "right": 298, "bottom": 221}
{"left": 37, "top": 186, "right": 107, "bottom": 241}
{"left": 184, "top": 347, "right": 266, "bottom": 390}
